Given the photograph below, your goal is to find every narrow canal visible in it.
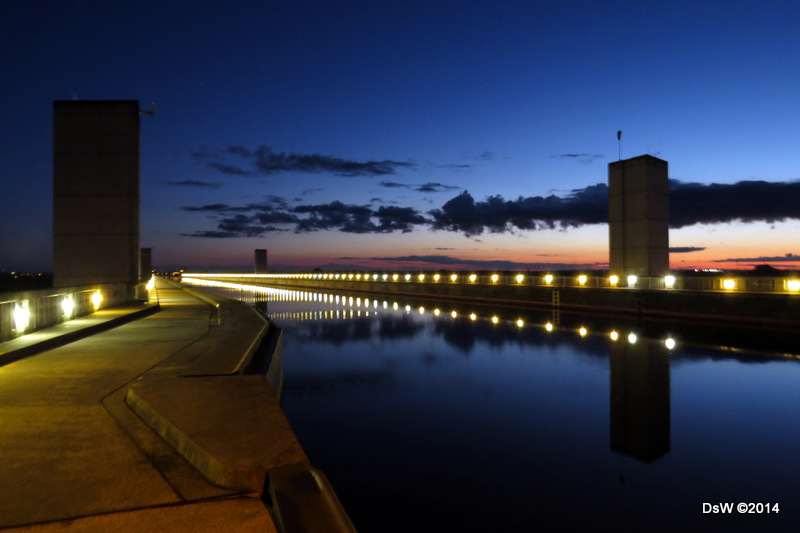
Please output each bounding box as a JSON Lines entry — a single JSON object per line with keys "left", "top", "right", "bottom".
{"left": 194, "top": 282, "right": 800, "bottom": 532}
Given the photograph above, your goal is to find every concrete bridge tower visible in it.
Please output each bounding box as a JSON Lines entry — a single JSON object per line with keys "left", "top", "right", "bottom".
{"left": 608, "top": 155, "right": 669, "bottom": 277}
{"left": 53, "top": 100, "right": 141, "bottom": 293}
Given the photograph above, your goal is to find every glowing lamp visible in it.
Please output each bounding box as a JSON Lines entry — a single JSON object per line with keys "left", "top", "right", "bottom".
{"left": 61, "top": 297, "right": 75, "bottom": 319}
{"left": 418, "top": 307, "right": 425, "bottom": 314}
{"left": 146, "top": 276, "right": 155, "bottom": 292}
{"left": 665, "top": 338, "right": 677, "bottom": 350}
{"left": 578, "top": 275, "right": 587, "bottom": 286}
{"left": 628, "top": 333, "right": 637, "bottom": 344}
{"left": 469, "top": 274, "right": 477, "bottom": 282}
{"left": 722, "top": 279, "right": 736, "bottom": 290}
{"left": 382, "top": 274, "right": 388, "bottom": 280}
{"left": 627, "top": 275, "right": 637, "bottom": 287}
{"left": 609, "top": 275, "right": 619, "bottom": 286}
{"left": 491, "top": 316, "right": 499, "bottom": 324}
{"left": 14, "top": 302, "right": 30, "bottom": 332}
{"left": 544, "top": 274, "right": 553, "bottom": 284}
{"left": 787, "top": 280, "right": 800, "bottom": 291}
{"left": 516, "top": 274, "right": 524, "bottom": 283}
{"left": 418, "top": 274, "right": 425, "bottom": 282}
{"left": 579, "top": 327, "right": 587, "bottom": 337}
{"left": 392, "top": 274, "right": 399, "bottom": 281}
{"left": 491, "top": 274, "right": 499, "bottom": 283}
{"left": 433, "top": 309, "right": 440, "bottom": 316}
{"left": 516, "top": 319, "right": 524, "bottom": 327}
{"left": 664, "top": 275, "right": 676, "bottom": 288}
{"left": 91, "top": 291, "right": 103, "bottom": 310}
{"left": 450, "top": 274, "right": 458, "bottom": 282}
{"left": 545, "top": 322, "right": 554, "bottom": 332}
{"left": 469, "top": 313, "right": 477, "bottom": 321}
{"left": 433, "top": 274, "right": 440, "bottom": 282}
{"left": 405, "top": 274, "right": 411, "bottom": 281}
{"left": 451, "top": 311, "right": 457, "bottom": 318}
{"left": 609, "top": 331, "right": 619, "bottom": 341}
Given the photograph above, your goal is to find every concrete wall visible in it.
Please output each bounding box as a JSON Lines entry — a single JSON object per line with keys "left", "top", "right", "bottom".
{"left": 53, "top": 100, "right": 140, "bottom": 292}
{"left": 609, "top": 155, "right": 669, "bottom": 277}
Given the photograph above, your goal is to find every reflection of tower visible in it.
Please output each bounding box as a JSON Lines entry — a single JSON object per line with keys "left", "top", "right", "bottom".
{"left": 610, "top": 339, "right": 670, "bottom": 463}
{"left": 53, "top": 100, "right": 141, "bottom": 292}
{"left": 608, "top": 155, "right": 669, "bottom": 277}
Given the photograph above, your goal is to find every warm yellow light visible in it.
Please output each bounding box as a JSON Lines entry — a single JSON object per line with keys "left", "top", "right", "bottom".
{"left": 664, "top": 275, "right": 676, "bottom": 288}
{"left": 392, "top": 274, "right": 399, "bottom": 281}
{"left": 516, "top": 274, "right": 524, "bottom": 283}
{"left": 433, "top": 309, "right": 440, "bottom": 316}
{"left": 545, "top": 322, "right": 553, "bottom": 332}
{"left": 491, "top": 316, "right": 499, "bottom": 324}
{"left": 433, "top": 274, "right": 440, "bottom": 282}
{"left": 544, "top": 274, "right": 553, "bottom": 284}
{"left": 609, "top": 331, "right": 619, "bottom": 341}
{"left": 627, "top": 333, "right": 637, "bottom": 344}
{"left": 469, "top": 313, "right": 477, "bottom": 321}
{"left": 146, "top": 276, "right": 155, "bottom": 292}
{"left": 91, "top": 291, "right": 103, "bottom": 310}
{"left": 356, "top": 274, "right": 361, "bottom": 280}
{"left": 722, "top": 279, "right": 736, "bottom": 290}
{"left": 665, "top": 338, "right": 676, "bottom": 350}
{"left": 627, "top": 275, "right": 637, "bottom": 287}
{"left": 516, "top": 319, "right": 524, "bottom": 327}
{"left": 373, "top": 274, "right": 378, "bottom": 280}
{"left": 418, "top": 307, "right": 425, "bottom": 314}
{"left": 469, "top": 274, "right": 477, "bottom": 282}
{"left": 405, "top": 274, "right": 411, "bottom": 281}
{"left": 491, "top": 274, "right": 499, "bottom": 283}
{"left": 61, "top": 297, "right": 75, "bottom": 318}
{"left": 451, "top": 310, "right": 457, "bottom": 318}
{"left": 393, "top": 302, "right": 399, "bottom": 310}
{"left": 787, "top": 280, "right": 800, "bottom": 291}
{"left": 418, "top": 274, "right": 425, "bottom": 282}
{"left": 579, "top": 327, "right": 587, "bottom": 337}
{"left": 13, "top": 302, "right": 30, "bottom": 332}
{"left": 609, "top": 275, "right": 619, "bottom": 285}
{"left": 578, "top": 275, "right": 587, "bottom": 285}
{"left": 450, "top": 274, "right": 458, "bottom": 282}
{"left": 348, "top": 274, "right": 354, "bottom": 279}
{"left": 382, "top": 274, "right": 388, "bottom": 280}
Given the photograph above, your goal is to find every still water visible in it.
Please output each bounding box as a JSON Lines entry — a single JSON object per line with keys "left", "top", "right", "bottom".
{"left": 203, "top": 284, "right": 800, "bottom": 532}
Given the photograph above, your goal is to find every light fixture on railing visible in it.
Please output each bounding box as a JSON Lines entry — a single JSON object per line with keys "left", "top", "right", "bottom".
{"left": 61, "top": 296, "right": 75, "bottom": 319}
{"left": 91, "top": 291, "right": 103, "bottom": 310}
{"left": 578, "top": 275, "right": 587, "bottom": 286}
{"left": 544, "top": 274, "right": 553, "bottom": 285}
{"left": 627, "top": 275, "right": 637, "bottom": 287}
{"left": 609, "top": 275, "right": 619, "bottom": 286}
{"left": 14, "top": 301, "right": 30, "bottom": 332}
{"left": 664, "top": 275, "right": 676, "bottom": 288}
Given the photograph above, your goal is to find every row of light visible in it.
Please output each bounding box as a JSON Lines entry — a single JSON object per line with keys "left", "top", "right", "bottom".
{"left": 10, "top": 291, "right": 103, "bottom": 335}
{"left": 184, "top": 279, "right": 678, "bottom": 350}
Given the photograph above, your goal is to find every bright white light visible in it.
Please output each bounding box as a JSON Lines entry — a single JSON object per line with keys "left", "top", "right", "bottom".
{"left": 627, "top": 275, "right": 637, "bottom": 287}
{"left": 491, "top": 274, "right": 499, "bottom": 283}
{"left": 787, "top": 280, "right": 800, "bottom": 291}
{"left": 146, "top": 276, "right": 155, "bottom": 291}
{"left": 433, "top": 308, "right": 440, "bottom": 316}
{"left": 382, "top": 274, "right": 388, "bottom": 281}
{"left": 516, "top": 274, "right": 524, "bottom": 283}
{"left": 450, "top": 274, "right": 458, "bottom": 282}
{"left": 433, "top": 274, "right": 440, "bottom": 282}
{"left": 627, "top": 333, "right": 637, "bottom": 344}
{"left": 418, "top": 274, "right": 425, "bottom": 282}
{"left": 609, "top": 275, "right": 619, "bottom": 285}
{"left": 469, "top": 313, "right": 477, "bottom": 321}
{"left": 722, "top": 279, "right": 736, "bottom": 290}
{"left": 544, "top": 274, "right": 553, "bottom": 284}
{"left": 14, "top": 302, "right": 30, "bottom": 332}
{"left": 405, "top": 274, "right": 411, "bottom": 281}
{"left": 418, "top": 306, "right": 425, "bottom": 314}
{"left": 91, "top": 292, "right": 103, "bottom": 310}
{"left": 665, "top": 338, "right": 676, "bottom": 350}
{"left": 469, "top": 274, "right": 477, "bottom": 282}
{"left": 392, "top": 274, "right": 399, "bottom": 281}
{"left": 451, "top": 311, "right": 457, "bottom": 318}
{"left": 545, "top": 322, "right": 553, "bottom": 332}
{"left": 491, "top": 316, "right": 499, "bottom": 324}
{"left": 516, "top": 319, "right": 524, "bottom": 327}
{"left": 609, "top": 331, "right": 619, "bottom": 341}
{"left": 578, "top": 275, "right": 587, "bottom": 285}
{"left": 664, "top": 275, "right": 676, "bottom": 288}
{"left": 61, "top": 297, "right": 75, "bottom": 318}
{"left": 579, "top": 327, "right": 587, "bottom": 337}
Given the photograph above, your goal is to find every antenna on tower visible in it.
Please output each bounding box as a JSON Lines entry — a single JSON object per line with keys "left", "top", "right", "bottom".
{"left": 617, "top": 130, "right": 622, "bottom": 161}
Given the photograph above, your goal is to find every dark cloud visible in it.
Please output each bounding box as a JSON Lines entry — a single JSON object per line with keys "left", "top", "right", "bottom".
{"left": 429, "top": 185, "right": 607, "bottom": 236}
{"left": 670, "top": 180, "right": 800, "bottom": 228}
{"left": 713, "top": 253, "right": 800, "bottom": 263}
{"left": 197, "top": 145, "right": 414, "bottom": 177}
{"left": 380, "top": 181, "right": 410, "bottom": 188}
{"left": 167, "top": 180, "right": 220, "bottom": 189}
{"left": 670, "top": 247, "right": 705, "bottom": 253}
{"left": 555, "top": 153, "right": 606, "bottom": 164}
{"left": 364, "top": 254, "right": 602, "bottom": 270}
{"left": 415, "top": 182, "right": 460, "bottom": 193}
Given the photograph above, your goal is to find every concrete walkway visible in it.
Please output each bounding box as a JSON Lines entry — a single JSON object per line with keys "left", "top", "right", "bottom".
{"left": 0, "top": 278, "right": 308, "bottom": 532}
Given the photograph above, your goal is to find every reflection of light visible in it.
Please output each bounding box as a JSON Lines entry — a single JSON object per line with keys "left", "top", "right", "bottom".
{"left": 450, "top": 274, "right": 458, "bottom": 282}
{"left": 544, "top": 274, "right": 553, "bottom": 284}
{"left": 664, "top": 275, "right": 676, "bottom": 288}
{"left": 578, "top": 275, "right": 587, "bottom": 285}
{"left": 722, "top": 279, "right": 736, "bottom": 290}
{"left": 516, "top": 319, "right": 524, "bottom": 327}
{"left": 469, "top": 274, "right": 477, "bottom": 282}
{"left": 609, "top": 275, "right": 619, "bottom": 286}
{"left": 14, "top": 302, "right": 30, "bottom": 332}
{"left": 91, "top": 291, "right": 103, "bottom": 310}
{"left": 787, "top": 280, "right": 800, "bottom": 291}
{"left": 665, "top": 338, "right": 676, "bottom": 350}
{"left": 61, "top": 297, "right": 75, "bottom": 318}
{"left": 469, "top": 313, "right": 477, "bottom": 321}
{"left": 545, "top": 322, "right": 553, "bottom": 332}
{"left": 491, "top": 274, "right": 499, "bottom": 283}
{"left": 491, "top": 316, "right": 499, "bottom": 324}
{"left": 627, "top": 333, "right": 637, "bottom": 344}
{"left": 451, "top": 310, "right": 457, "bottom": 318}
{"left": 578, "top": 327, "right": 587, "bottom": 337}
{"left": 609, "top": 331, "right": 619, "bottom": 341}
{"left": 516, "top": 274, "right": 524, "bottom": 283}
{"left": 627, "top": 275, "right": 637, "bottom": 287}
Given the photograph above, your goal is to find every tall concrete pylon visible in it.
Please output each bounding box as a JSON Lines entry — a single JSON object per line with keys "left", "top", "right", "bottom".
{"left": 608, "top": 155, "right": 669, "bottom": 277}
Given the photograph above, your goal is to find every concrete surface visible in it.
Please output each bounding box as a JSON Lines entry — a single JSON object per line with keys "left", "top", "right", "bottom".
{"left": 0, "top": 278, "right": 288, "bottom": 531}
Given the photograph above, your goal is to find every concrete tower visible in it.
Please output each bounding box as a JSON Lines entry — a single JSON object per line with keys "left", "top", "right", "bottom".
{"left": 255, "top": 249, "right": 268, "bottom": 274}
{"left": 53, "top": 100, "right": 140, "bottom": 290}
{"left": 608, "top": 155, "right": 669, "bottom": 277}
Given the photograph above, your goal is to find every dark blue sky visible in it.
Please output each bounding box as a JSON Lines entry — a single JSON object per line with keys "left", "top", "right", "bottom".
{"left": 2, "top": 1, "right": 800, "bottom": 271}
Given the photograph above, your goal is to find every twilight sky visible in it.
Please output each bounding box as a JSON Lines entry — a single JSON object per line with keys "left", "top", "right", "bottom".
{"left": 2, "top": 0, "right": 800, "bottom": 272}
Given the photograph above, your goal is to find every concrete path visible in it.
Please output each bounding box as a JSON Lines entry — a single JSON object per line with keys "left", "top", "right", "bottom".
{"left": 0, "top": 279, "right": 280, "bottom": 532}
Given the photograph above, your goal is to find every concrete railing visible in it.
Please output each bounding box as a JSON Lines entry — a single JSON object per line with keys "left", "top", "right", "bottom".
{"left": 0, "top": 282, "right": 139, "bottom": 342}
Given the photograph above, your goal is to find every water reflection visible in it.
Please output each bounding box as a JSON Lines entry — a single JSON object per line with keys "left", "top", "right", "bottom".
{"left": 184, "top": 280, "right": 800, "bottom": 531}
